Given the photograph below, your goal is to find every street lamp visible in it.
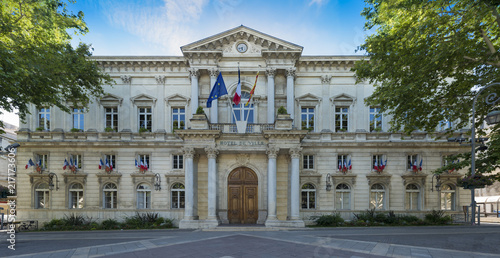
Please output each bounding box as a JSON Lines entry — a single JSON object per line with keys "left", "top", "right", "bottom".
{"left": 48, "top": 173, "right": 59, "bottom": 191}
{"left": 469, "top": 82, "right": 500, "bottom": 225}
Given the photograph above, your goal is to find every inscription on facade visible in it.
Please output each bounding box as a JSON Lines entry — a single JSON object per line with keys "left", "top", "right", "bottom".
{"left": 219, "top": 141, "right": 265, "bottom": 146}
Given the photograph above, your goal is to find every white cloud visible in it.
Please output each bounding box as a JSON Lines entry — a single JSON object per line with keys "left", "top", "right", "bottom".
{"left": 99, "top": 0, "right": 210, "bottom": 55}
{"left": 309, "top": 0, "right": 329, "bottom": 6}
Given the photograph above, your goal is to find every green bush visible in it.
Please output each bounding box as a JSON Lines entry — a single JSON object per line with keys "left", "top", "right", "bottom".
{"left": 196, "top": 106, "right": 205, "bottom": 114}
{"left": 424, "top": 210, "right": 452, "bottom": 225}
{"left": 101, "top": 218, "right": 120, "bottom": 230}
{"left": 277, "top": 106, "right": 287, "bottom": 115}
{"left": 314, "top": 213, "right": 344, "bottom": 227}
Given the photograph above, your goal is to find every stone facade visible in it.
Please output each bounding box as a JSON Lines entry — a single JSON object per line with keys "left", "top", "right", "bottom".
{"left": 15, "top": 26, "right": 471, "bottom": 228}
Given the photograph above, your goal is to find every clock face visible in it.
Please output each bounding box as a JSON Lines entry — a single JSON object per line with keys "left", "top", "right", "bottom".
{"left": 236, "top": 43, "right": 248, "bottom": 53}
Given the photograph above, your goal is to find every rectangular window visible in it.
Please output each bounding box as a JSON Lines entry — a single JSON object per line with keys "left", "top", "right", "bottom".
{"left": 303, "top": 155, "right": 314, "bottom": 169}
{"left": 72, "top": 108, "right": 85, "bottom": 131}
{"left": 232, "top": 103, "right": 254, "bottom": 124}
{"left": 35, "top": 189, "right": 49, "bottom": 209}
{"left": 38, "top": 108, "right": 50, "bottom": 131}
{"left": 372, "top": 154, "right": 385, "bottom": 171}
{"left": 139, "top": 154, "right": 150, "bottom": 169}
{"left": 36, "top": 154, "right": 49, "bottom": 170}
{"left": 105, "top": 154, "right": 116, "bottom": 170}
{"left": 407, "top": 154, "right": 418, "bottom": 170}
{"left": 369, "top": 107, "right": 382, "bottom": 132}
{"left": 70, "top": 154, "right": 82, "bottom": 170}
{"left": 335, "top": 107, "right": 349, "bottom": 131}
{"left": 105, "top": 107, "right": 118, "bottom": 131}
{"left": 301, "top": 108, "right": 315, "bottom": 131}
{"left": 172, "top": 108, "right": 185, "bottom": 129}
{"left": 173, "top": 155, "right": 183, "bottom": 169}
{"left": 138, "top": 107, "right": 152, "bottom": 131}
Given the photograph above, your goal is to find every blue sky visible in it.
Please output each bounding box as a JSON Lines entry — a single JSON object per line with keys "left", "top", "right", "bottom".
{"left": 67, "top": 0, "right": 370, "bottom": 56}
{"left": 1, "top": 0, "right": 370, "bottom": 126}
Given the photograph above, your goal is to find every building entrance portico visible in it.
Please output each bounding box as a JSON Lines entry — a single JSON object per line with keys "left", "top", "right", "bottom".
{"left": 228, "top": 167, "right": 258, "bottom": 224}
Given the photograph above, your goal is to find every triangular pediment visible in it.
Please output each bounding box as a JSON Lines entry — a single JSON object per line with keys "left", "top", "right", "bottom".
{"left": 131, "top": 94, "right": 157, "bottom": 106}
{"left": 181, "top": 25, "right": 303, "bottom": 55}
{"left": 330, "top": 93, "right": 356, "bottom": 103}
{"left": 99, "top": 93, "right": 123, "bottom": 107}
{"left": 297, "top": 93, "right": 321, "bottom": 102}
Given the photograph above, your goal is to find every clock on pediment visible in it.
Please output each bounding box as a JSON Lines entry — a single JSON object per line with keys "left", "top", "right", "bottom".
{"left": 236, "top": 42, "right": 248, "bottom": 53}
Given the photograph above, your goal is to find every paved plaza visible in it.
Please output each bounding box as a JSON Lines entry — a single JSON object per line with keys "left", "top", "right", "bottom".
{"left": 2, "top": 224, "right": 500, "bottom": 258}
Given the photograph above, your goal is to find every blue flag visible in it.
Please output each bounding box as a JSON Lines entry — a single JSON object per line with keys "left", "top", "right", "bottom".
{"left": 207, "top": 73, "right": 228, "bottom": 108}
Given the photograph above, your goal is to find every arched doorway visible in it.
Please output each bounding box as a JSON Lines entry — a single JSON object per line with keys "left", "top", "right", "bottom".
{"left": 228, "top": 167, "right": 258, "bottom": 224}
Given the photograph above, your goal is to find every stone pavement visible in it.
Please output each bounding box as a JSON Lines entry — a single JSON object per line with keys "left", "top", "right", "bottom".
{"left": 2, "top": 224, "right": 500, "bottom": 258}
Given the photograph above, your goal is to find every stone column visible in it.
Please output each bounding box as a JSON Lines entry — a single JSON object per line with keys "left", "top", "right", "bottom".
{"left": 208, "top": 68, "right": 219, "bottom": 123}
{"left": 205, "top": 146, "right": 220, "bottom": 226}
{"left": 289, "top": 147, "right": 302, "bottom": 221}
{"left": 266, "top": 67, "right": 276, "bottom": 124}
{"left": 179, "top": 147, "right": 198, "bottom": 229}
{"left": 189, "top": 68, "right": 199, "bottom": 115}
{"left": 265, "top": 146, "right": 279, "bottom": 224}
{"left": 286, "top": 68, "right": 296, "bottom": 125}
{"left": 321, "top": 75, "right": 331, "bottom": 131}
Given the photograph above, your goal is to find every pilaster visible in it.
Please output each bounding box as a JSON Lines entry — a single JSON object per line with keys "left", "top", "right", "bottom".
{"left": 286, "top": 67, "right": 296, "bottom": 125}
{"left": 189, "top": 68, "right": 199, "bottom": 115}
{"left": 266, "top": 67, "right": 276, "bottom": 123}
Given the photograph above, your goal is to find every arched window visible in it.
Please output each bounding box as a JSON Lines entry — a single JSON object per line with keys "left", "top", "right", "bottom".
{"left": 440, "top": 184, "right": 456, "bottom": 211}
{"left": 69, "top": 183, "right": 84, "bottom": 209}
{"left": 35, "top": 183, "right": 50, "bottom": 209}
{"left": 370, "top": 184, "right": 386, "bottom": 210}
{"left": 137, "top": 183, "right": 151, "bottom": 209}
{"left": 103, "top": 183, "right": 117, "bottom": 209}
{"left": 335, "top": 183, "right": 351, "bottom": 210}
{"left": 405, "top": 184, "right": 420, "bottom": 210}
{"left": 232, "top": 91, "right": 254, "bottom": 123}
{"left": 301, "top": 183, "right": 316, "bottom": 209}
{"left": 171, "top": 183, "right": 185, "bottom": 209}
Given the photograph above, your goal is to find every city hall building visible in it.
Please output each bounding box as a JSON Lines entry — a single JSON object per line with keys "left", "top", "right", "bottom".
{"left": 15, "top": 26, "right": 470, "bottom": 228}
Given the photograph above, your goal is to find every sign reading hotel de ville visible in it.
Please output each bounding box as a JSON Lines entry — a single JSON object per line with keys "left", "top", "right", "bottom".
{"left": 218, "top": 140, "right": 266, "bottom": 147}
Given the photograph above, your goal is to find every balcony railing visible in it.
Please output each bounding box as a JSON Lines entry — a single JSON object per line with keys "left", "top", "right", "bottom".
{"left": 209, "top": 123, "right": 275, "bottom": 133}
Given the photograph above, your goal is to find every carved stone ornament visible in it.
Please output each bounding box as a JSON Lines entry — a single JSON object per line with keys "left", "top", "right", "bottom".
{"left": 266, "top": 146, "right": 279, "bottom": 159}
{"left": 155, "top": 75, "right": 166, "bottom": 84}
{"left": 188, "top": 68, "right": 199, "bottom": 78}
{"left": 182, "top": 147, "right": 196, "bottom": 159}
{"left": 321, "top": 75, "right": 331, "bottom": 84}
{"left": 289, "top": 147, "right": 303, "bottom": 159}
{"left": 235, "top": 153, "right": 250, "bottom": 166}
{"left": 208, "top": 68, "right": 219, "bottom": 78}
{"left": 266, "top": 67, "right": 276, "bottom": 77}
{"left": 205, "top": 146, "right": 219, "bottom": 159}
{"left": 121, "top": 75, "right": 131, "bottom": 84}
{"left": 286, "top": 67, "right": 296, "bottom": 78}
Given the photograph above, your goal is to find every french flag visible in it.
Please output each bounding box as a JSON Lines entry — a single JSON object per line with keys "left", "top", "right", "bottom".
{"left": 233, "top": 67, "right": 241, "bottom": 105}
{"left": 63, "top": 159, "right": 69, "bottom": 170}
{"left": 38, "top": 159, "right": 42, "bottom": 167}
{"left": 25, "top": 159, "right": 35, "bottom": 169}
{"left": 135, "top": 159, "right": 139, "bottom": 168}
{"left": 381, "top": 159, "right": 387, "bottom": 170}
{"left": 348, "top": 159, "right": 352, "bottom": 170}
{"left": 140, "top": 160, "right": 146, "bottom": 171}
{"left": 419, "top": 159, "right": 423, "bottom": 171}
{"left": 144, "top": 159, "right": 148, "bottom": 171}
{"left": 412, "top": 160, "right": 417, "bottom": 171}
{"left": 70, "top": 158, "right": 74, "bottom": 169}
{"left": 373, "top": 160, "right": 379, "bottom": 171}
{"left": 105, "top": 158, "right": 110, "bottom": 169}
{"left": 99, "top": 159, "right": 104, "bottom": 169}
{"left": 338, "top": 160, "right": 342, "bottom": 171}
{"left": 110, "top": 158, "right": 113, "bottom": 171}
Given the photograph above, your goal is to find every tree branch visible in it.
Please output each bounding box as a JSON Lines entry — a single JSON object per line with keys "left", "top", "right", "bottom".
{"left": 481, "top": 29, "right": 497, "bottom": 55}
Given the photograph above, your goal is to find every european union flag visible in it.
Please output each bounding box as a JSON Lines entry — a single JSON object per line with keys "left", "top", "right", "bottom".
{"left": 207, "top": 73, "right": 228, "bottom": 108}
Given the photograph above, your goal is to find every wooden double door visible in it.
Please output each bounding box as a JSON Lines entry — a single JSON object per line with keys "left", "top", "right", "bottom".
{"left": 228, "top": 167, "right": 258, "bottom": 224}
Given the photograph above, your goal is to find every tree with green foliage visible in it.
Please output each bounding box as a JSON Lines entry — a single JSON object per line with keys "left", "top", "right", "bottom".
{"left": 0, "top": 0, "right": 113, "bottom": 132}
{"left": 354, "top": 0, "right": 500, "bottom": 182}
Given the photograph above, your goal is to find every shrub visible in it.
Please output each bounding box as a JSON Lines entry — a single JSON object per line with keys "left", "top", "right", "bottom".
{"left": 104, "top": 127, "right": 115, "bottom": 132}
{"left": 353, "top": 208, "right": 376, "bottom": 223}
{"left": 277, "top": 106, "right": 287, "bottom": 115}
{"left": 35, "top": 127, "right": 44, "bottom": 131}
{"left": 70, "top": 128, "right": 82, "bottom": 132}
{"left": 425, "top": 210, "right": 452, "bottom": 225}
{"left": 101, "top": 219, "right": 120, "bottom": 230}
{"left": 139, "top": 127, "right": 149, "bottom": 133}
{"left": 314, "top": 213, "right": 344, "bottom": 227}
{"left": 196, "top": 106, "right": 205, "bottom": 114}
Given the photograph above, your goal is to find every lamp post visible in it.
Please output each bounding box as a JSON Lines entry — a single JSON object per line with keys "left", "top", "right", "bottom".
{"left": 48, "top": 173, "right": 59, "bottom": 191}
{"left": 470, "top": 82, "right": 500, "bottom": 225}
